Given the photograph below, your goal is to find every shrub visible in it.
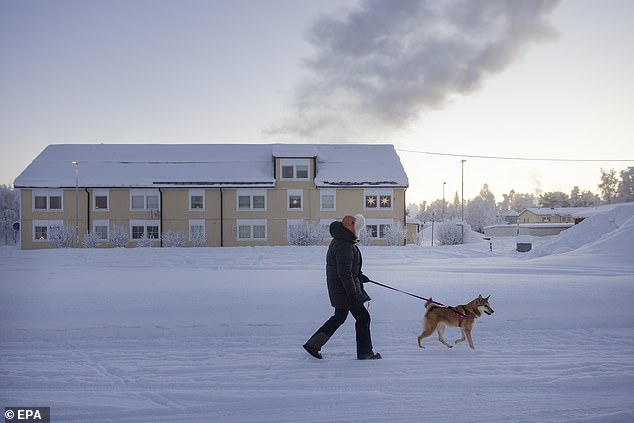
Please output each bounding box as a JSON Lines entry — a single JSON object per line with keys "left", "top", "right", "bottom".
{"left": 288, "top": 222, "right": 328, "bottom": 246}
{"left": 82, "top": 231, "right": 101, "bottom": 248}
{"left": 48, "top": 225, "right": 75, "bottom": 248}
{"left": 110, "top": 225, "right": 130, "bottom": 248}
{"left": 162, "top": 230, "right": 185, "bottom": 247}
{"left": 435, "top": 222, "right": 465, "bottom": 245}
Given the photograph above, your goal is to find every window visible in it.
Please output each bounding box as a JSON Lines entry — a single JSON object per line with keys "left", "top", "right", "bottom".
{"left": 365, "top": 219, "right": 393, "bottom": 239}
{"left": 130, "top": 190, "right": 160, "bottom": 211}
{"left": 189, "top": 220, "right": 206, "bottom": 244}
{"left": 237, "top": 219, "right": 267, "bottom": 241}
{"left": 93, "top": 190, "right": 109, "bottom": 211}
{"left": 279, "top": 159, "right": 310, "bottom": 180}
{"left": 130, "top": 220, "right": 160, "bottom": 239}
{"left": 93, "top": 220, "right": 109, "bottom": 240}
{"left": 320, "top": 189, "right": 336, "bottom": 211}
{"left": 237, "top": 190, "right": 266, "bottom": 211}
{"left": 33, "top": 190, "right": 63, "bottom": 211}
{"left": 189, "top": 189, "right": 204, "bottom": 210}
{"left": 32, "top": 220, "right": 63, "bottom": 241}
{"left": 287, "top": 189, "right": 303, "bottom": 211}
{"left": 364, "top": 189, "right": 393, "bottom": 210}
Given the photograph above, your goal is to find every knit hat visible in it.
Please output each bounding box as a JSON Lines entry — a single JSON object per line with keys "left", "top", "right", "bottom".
{"left": 354, "top": 214, "right": 366, "bottom": 237}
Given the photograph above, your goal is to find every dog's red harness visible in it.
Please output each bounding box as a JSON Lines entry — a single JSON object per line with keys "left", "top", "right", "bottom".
{"left": 449, "top": 306, "right": 475, "bottom": 327}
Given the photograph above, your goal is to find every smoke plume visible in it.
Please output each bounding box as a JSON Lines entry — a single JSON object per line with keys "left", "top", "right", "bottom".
{"left": 271, "top": 0, "right": 560, "bottom": 140}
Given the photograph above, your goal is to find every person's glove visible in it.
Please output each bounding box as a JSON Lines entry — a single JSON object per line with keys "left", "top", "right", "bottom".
{"left": 359, "top": 273, "right": 371, "bottom": 283}
{"left": 349, "top": 290, "right": 371, "bottom": 306}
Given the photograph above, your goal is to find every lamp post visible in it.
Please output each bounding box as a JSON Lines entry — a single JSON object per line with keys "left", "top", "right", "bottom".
{"left": 442, "top": 181, "right": 446, "bottom": 222}
{"left": 461, "top": 159, "right": 466, "bottom": 241}
{"left": 72, "top": 161, "right": 79, "bottom": 247}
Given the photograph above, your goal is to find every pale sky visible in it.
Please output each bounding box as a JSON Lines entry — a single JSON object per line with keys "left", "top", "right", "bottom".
{"left": 1, "top": 0, "right": 633, "bottom": 204}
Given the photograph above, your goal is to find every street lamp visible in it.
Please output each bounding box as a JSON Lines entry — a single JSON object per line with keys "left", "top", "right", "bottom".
{"left": 442, "top": 181, "right": 446, "bottom": 222}
{"left": 461, "top": 159, "right": 466, "bottom": 241}
{"left": 72, "top": 161, "right": 79, "bottom": 247}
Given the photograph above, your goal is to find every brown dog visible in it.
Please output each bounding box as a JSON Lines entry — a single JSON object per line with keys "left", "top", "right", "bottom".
{"left": 417, "top": 295, "right": 494, "bottom": 349}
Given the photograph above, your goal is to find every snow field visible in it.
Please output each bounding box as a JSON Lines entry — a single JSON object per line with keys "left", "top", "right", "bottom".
{"left": 1, "top": 203, "right": 634, "bottom": 422}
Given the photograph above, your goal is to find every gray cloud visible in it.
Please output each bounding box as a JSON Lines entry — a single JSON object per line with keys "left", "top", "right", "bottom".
{"left": 271, "top": 0, "right": 560, "bottom": 140}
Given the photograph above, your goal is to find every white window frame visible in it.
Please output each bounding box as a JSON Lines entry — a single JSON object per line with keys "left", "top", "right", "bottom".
{"left": 32, "top": 189, "right": 63, "bottom": 212}
{"left": 236, "top": 219, "right": 267, "bottom": 241}
{"left": 189, "top": 189, "right": 205, "bottom": 211}
{"left": 32, "top": 219, "right": 64, "bottom": 242}
{"left": 365, "top": 218, "right": 394, "bottom": 239}
{"left": 280, "top": 159, "right": 310, "bottom": 181}
{"left": 364, "top": 189, "right": 393, "bottom": 210}
{"left": 130, "top": 189, "right": 160, "bottom": 211}
{"left": 320, "top": 189, "right": 336, "bottom": 211}
{"left": 92, "top": 219, "right": 110, "bottom": 241}
{"left": 130, "top": 219, "right": 160, "bottom": 239}
{"left": 189, "top": 219, "right": 205, "bottom": 241}
{"left": 236, "top": 189, "right": 267, "bottom": 211}
{"left": 287, "top": 189, "right": 304, "bottom": 211}
{"left": 93, "top": 189, "right": 109, "bottom": 211}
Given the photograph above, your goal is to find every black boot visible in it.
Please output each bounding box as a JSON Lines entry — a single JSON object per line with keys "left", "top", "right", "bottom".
{"left": 303, "top": 332, "right": 330, "bottom": 359}
{"left": 357, "top": 352, "right": 382, "bottom": 360}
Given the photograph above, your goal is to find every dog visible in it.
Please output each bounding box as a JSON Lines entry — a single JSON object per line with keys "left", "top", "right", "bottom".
{"left": 417, "top": 295, "right": 494, "bottom": 350}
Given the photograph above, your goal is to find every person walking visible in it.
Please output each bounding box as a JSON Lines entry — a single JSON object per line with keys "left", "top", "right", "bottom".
{"left": 303, "top": 214, "right": 381, "bottom": 360}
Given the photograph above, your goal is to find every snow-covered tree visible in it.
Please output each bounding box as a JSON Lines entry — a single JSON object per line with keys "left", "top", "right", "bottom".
{"left": 599, "top": 168, "right": 618, "bottom": 204}
{"left": 617, "top": 166, "right": 634, "bottom": 203}
{"left": 539, "top": 191, "right": 570, "bottom": 208}
{"left": 465, "top": 184, "right": 497, "bottom": 233}
{"left": 0, "top": 185, "right": 19, "bottom": 245}
{"left": 569, "top": 186, "right": 600, "bottom": 207}
{"left": 384, "top": 222, "right": 407, "bottom": 246}
{"left": 435, "top": 222, "right": 464, "bottom": 245}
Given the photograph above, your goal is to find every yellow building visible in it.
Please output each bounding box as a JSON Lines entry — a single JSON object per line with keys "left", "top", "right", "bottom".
{"left": 15, "top": 144, "right": 409, "bottom": 249}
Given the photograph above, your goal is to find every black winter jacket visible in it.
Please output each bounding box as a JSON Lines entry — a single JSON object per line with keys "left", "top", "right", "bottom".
{"left": 326, "top": 221, "right": 371, "bottom": 308}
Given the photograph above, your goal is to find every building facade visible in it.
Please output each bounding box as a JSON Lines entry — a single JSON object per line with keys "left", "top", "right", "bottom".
{"left": 15, "top": 144, "right": 409, "bottom": 249}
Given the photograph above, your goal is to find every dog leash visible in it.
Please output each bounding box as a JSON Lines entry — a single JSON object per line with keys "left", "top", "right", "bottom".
{"left": 368, "top": 280, "right": 476, "bottom": 320}
{"left": 368, "top": 280, "right": 445, "bottom": 306}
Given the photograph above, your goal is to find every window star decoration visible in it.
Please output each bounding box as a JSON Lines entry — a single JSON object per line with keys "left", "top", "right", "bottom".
{"left": 380, "top": 196, "right": 391, "bottom": 208}
{"left": 366, "top": 195, "right": 377, "bottom": 208}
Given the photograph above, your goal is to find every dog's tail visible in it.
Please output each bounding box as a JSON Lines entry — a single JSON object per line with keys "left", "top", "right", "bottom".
{"left": 425, "top": 298, "right": 439, "bottom": 310}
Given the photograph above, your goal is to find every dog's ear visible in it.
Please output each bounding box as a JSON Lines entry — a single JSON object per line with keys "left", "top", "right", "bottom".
{"left": 485, "top": 295, "right": 490, "bottom": 301}
{"left": 478, "top": 294, "right": 483, "bottom": 299}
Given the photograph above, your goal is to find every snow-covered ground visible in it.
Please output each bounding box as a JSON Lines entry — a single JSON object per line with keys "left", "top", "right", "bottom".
{"left": 1, "top": 203, "right": 634, "bottom": 422}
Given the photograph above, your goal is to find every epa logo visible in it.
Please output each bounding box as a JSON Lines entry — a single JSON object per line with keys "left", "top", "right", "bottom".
{"left": 4, "top": 407, "right": 50, "bottom": 423}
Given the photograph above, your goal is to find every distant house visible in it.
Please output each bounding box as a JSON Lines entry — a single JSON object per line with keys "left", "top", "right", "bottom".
{"left": 405, "top": 216, "right": 423, "bottom": 244}
{"left": 484, "top": 207, "right": 593, "bottom": 237}
{"left": 518, "top": 207, "right": 587, "bottom": 224}
{"left": 14, "top": 144, "right": 409, "bottom": 249}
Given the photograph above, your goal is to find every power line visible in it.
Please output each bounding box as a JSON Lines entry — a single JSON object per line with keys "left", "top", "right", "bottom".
{"left": 396, "top": 148, "right": 633, "bottom": 162}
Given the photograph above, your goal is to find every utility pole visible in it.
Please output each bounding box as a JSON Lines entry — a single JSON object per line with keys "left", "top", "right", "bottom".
{"left": 72, "top": 161, "right": 79, "bottom": 247}
{"left": 461, "top": 159, "right": 466, "bottom": 241}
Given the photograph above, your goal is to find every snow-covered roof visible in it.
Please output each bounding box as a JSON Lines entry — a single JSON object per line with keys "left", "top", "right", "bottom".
{"left": 14, "top": 143, "right": 409, "bottom": 189}
{"left": 520, "top": 207, "right": 589, "bottom": 217}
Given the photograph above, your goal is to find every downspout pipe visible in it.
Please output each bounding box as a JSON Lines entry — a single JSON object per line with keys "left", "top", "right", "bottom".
{"left": 85, "top": 188, "right": 90, "bottom": 236}
{"left": 220, "top": 188, "right": 224, "bottom": 247}
{"left": 159, "top": 188, "right": 163, "bottom": 247}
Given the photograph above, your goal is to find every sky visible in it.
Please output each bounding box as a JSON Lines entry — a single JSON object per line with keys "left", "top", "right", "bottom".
{"left": 1, "top": 0, "right": 633, "bottom": 204}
